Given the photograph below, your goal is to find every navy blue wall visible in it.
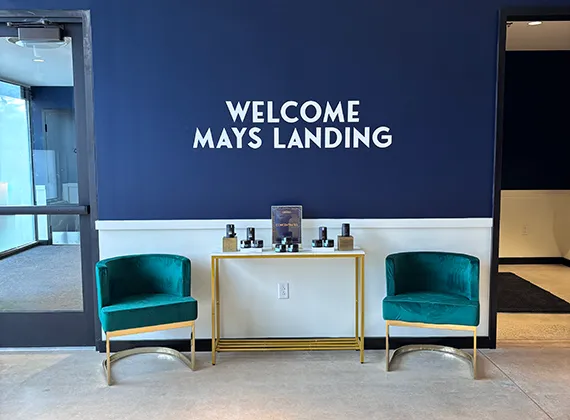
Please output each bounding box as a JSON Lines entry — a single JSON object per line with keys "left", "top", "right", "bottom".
{"left": 2, "top": 0, "right": 570, "bottom": 220}
{"left": 30, "top": 87, "right": 74, "bottom": 149}
{"left": 502, "top": 51, "right": 570, "bottom": 190}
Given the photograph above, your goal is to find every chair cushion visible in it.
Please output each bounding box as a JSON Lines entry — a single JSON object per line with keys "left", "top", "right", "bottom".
{"left": 383, "top": 292, "right": 479, "bottom": 327}
{"left": 100, "top": 293, "right": 198, "bottom": 332}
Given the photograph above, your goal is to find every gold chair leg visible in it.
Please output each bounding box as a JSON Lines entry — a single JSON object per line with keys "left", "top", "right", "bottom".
{"left": 102, "top": 346, "right": 194, "bottom": 385}
{"left": 385, "top": 321, "right": 390, "bottom": 372}
{"left": 191, "top": 322, "right": 196, "bottom": 370}
{"left": 101, "top": 321, "right": 196, "bottom": 385}
{"left": 383, "top": 320, "right": 477, "bottom": 379}
{"left": 106, "top": 336, "right": 111, "bottom": 385}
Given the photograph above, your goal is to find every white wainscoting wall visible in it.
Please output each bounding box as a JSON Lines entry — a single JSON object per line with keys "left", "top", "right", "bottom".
{"left": 499, "top": 190, "right": 570, "bottom": 258}
{"left": 96, "top": 218, "right": 493, "bottom": 342}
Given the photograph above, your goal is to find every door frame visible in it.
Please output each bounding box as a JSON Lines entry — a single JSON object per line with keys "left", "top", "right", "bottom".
{"left": 0, "top": 10, "right": 100, "bottom": 347}
{"left": 490, "top": 7, "right": 570, "bottom": 348}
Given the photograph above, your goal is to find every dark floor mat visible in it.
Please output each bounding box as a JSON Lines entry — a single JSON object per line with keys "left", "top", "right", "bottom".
{"left": 497, "top": 272, "right": 570, "bottom": 313}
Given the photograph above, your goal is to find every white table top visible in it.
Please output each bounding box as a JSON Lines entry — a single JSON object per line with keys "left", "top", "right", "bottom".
{"left": 211, "top": 247, "right": 365, "bottom": 258}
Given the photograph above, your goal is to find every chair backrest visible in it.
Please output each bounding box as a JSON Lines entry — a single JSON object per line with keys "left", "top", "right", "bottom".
{"left": 386, "top": 251, "right": 479, "bottom": 300}
{"left": 96, "top": 254, "right": 190, "bottom": 306}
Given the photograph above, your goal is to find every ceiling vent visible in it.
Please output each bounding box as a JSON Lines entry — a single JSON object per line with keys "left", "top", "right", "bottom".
{"left": 6, "top": 20, "right": 69, "bottom": 49}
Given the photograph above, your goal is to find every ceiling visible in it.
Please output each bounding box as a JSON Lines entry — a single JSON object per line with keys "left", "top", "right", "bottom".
{"left": 507, "top": 21, "right": 570, "bottom": 51}
{"left": 0, "top": 20, "right": 569, "bottom": 87}
{"left": 0, "top": 36, "right": 73, "bottom": 87}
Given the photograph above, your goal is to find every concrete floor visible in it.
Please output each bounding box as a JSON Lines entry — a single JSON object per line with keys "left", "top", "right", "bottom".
{"left": 498, "top": 265, "right": 570, "bottom": 345}
{"left": 1, "top": 348, "right": 570, "bottom": 420}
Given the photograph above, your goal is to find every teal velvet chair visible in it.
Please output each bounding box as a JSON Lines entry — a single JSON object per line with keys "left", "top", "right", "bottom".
{"left": 382, "top": 252, "right": 480, "bottom": 378}
{"left": 96, "top": 254, "right": 198, "bottom": 385}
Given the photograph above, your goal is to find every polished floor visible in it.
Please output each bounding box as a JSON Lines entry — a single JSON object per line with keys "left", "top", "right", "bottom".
{"left": 0, "top": 245, "right": 82, "bottom": 312}
{"left": 1, "top": 348, "right": 570, "bottom": 420}
{"left": 498, "top": 265, "right": 570, "bottom": 345}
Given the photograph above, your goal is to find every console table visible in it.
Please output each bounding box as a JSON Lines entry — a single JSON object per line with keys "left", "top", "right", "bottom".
{"left": 210, "top": 248, "right": 365, "bottom": 364}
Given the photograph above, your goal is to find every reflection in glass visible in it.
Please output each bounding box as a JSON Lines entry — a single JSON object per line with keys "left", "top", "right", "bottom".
{"left": 0, "top": 36, "right": 77, "bottom": 254}
{"left": 0, "top": 37, "right": 82, "bottom": 312}
{"left": 0, "top": 215, "right": 82, "bottom": 312}
{"left": 0, "top": 81, "right": 35, "bottom": 253}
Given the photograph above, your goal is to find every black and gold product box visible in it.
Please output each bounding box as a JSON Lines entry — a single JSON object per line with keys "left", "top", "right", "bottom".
{"left": 271, "top": 205, "right": 302, "bottom": 245}
{"left": 222, "top": 223, "right": 238, "bottom": 252}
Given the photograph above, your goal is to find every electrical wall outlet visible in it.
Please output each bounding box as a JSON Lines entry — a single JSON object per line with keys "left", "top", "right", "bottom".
{"left": 522, "top": 224, "right": 529, "bottom": 236}
{"left": 278, "top": 282, "right": 289, "bottom": 299}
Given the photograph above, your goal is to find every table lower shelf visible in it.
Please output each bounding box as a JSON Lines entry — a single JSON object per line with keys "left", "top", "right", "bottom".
{"left": 215, "top": 337, "right": 361, "bottom": 352}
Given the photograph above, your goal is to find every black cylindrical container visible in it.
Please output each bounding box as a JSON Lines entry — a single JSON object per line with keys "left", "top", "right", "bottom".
{"left": 247, "top": 227, "right": 255, "bottom": 241}
{"left": 226, "top": 224, "right": 236, "bottom": 238}
{"left": 319, "top": 226, "right": 327, "bottom": 240}
{"left": 342, "top": 223, "right": 350, "bottom": 237}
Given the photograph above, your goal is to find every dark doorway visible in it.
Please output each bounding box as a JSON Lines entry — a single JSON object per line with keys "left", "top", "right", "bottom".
{"left": 491, "top": 7, "right": 570, "bottom": 348}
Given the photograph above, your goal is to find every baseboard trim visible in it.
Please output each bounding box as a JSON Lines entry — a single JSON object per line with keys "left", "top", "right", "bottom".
{"left": 499, "top": 257, "right": 568, "bottom": 265}
{"left": 96, "top": 336, "right": 491, "bottom": 353}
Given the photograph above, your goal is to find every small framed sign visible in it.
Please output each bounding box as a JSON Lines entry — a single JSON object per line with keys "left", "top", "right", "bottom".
{"left": 271, "top": 205, "right": 302, "bottom": 245}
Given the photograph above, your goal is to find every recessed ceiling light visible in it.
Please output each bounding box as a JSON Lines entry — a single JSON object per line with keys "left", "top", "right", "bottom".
{"left": 528, "top": 21, "right": 543, "bottom": 26}
{"left": 33, "top": 58, "right": 45, "bottom": 62}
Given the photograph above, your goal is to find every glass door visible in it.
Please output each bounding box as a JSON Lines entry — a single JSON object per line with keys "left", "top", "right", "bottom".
{"left": 0, "top": 19, "right": 97, "bottom": 346}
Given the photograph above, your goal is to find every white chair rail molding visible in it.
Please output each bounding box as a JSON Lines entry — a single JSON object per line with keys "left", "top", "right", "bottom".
{"left": 95, "top": 217, "right": 492, "bottom": 342}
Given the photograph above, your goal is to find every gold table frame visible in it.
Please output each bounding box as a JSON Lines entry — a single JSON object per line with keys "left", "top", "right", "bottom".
{"left": 210, "top": 249, "right": 366, "bottom": 365}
